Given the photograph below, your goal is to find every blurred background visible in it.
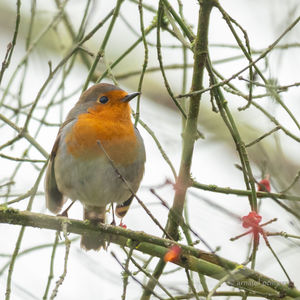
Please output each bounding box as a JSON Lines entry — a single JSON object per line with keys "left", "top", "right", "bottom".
{"left": 1, "top": 0, "right": 300, "bottom": 299}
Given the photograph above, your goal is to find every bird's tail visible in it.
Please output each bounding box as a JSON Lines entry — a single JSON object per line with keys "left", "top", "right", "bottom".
{"left": 81, "top": 206, "right": 106, "bottom": 251}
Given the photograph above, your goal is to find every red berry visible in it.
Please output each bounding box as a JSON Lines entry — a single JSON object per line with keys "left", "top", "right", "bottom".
{"left": 257, "top": 178, "right": 271, "bottom": 192}
{"left": 164, "top": 245, "right": 182, "bottom": 262}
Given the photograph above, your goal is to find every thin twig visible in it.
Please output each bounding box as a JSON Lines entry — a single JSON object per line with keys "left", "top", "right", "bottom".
{"left": 5, "top": 163, "right": 47, "bottom": 300}
{"left": 111, "top": 252, "right": 165, "bottom": 300}
{"left": 96, "top": 140, "right": 173, "bottom": 240}
{"left": 185, "top": 269, "right": 200, "bottom": 300}
{"left": 245, "top": 126, "right": 281, "bottom": 147}
{"left": 0, "top": 0, "right": 21, "bottom": 84}
{"left": 0, "top": 153, "right": 46, "bottom": 163}
{"left": 177, "top": 15, "right": 300, "bottom": 99}
{"left": 49, "top": 222, "right": 71, "bottom": 300}
{"left": 123, "top": 248, "right": 176, "bottom": 299}
{"left": 134, "top": 0, "right": 149, "bottom": 126}
{"left": 43, "top": 232, "right": 60, "bottom": 300}
{"left": 192, "top": 180, "right": 300, "bottom": 202}
{"left": 280, "top": 171, "right": 300, "bottom": 193}
{"left": 82, "top": 0, "right": 124, "bottom": 91}
{"left": 133, "top": 112, "right": 177, "bottom": 180}
{"left": 122, "top": 246, "right": 134, "bottom": 300}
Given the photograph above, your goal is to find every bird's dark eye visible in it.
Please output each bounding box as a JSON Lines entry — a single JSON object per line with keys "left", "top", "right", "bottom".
{"left": 99, "top": 96, "right": 109, "bottom": 104}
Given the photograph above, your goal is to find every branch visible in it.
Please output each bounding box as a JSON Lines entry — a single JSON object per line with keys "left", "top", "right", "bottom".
{"left": 141, "top": 1, "right": 215, "bottom": 298}
{"left": 0, "top": 0, "right": 21, "bottom": 84}
{"left": 0, "top": 208, "right": 299, "bottom": 298}
{"left": 192, "top": 181, "right": 300, "bottom": 202}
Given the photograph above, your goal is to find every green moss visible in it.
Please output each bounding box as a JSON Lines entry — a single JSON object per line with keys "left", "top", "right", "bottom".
{"left": 208, "top": 185, "right": 217, "bottom": 190}
{"left": 2, "top": 206, "right": 19, "bottom": 214}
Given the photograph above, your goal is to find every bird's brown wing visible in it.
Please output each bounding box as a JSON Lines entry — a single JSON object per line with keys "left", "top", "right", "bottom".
{"left": 45, "top": 118, "right": 75, "bottom": 213}
{"left": 44, "top": 134, "right": 65, "bottom": 214}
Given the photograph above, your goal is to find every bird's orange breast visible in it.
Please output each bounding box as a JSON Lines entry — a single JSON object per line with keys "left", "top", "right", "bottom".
{"left": 65, "top": 109, "right": 139, "bottom": 165}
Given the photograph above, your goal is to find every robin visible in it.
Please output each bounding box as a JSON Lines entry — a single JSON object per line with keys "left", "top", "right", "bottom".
{"left": 44, "top": 83, "right": 146, "bottom": 250}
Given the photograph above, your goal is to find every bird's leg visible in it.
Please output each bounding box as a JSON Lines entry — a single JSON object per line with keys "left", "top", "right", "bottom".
{"left": 58, "top": 200, "right": 76, "bottom": 218}
{"left": 110, "top": 203, "right": 116, "bottom": 226}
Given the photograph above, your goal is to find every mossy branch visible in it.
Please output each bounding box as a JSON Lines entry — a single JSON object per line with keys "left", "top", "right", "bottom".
{"left": 0, "top": 207, "right": 299, "bottom": 299}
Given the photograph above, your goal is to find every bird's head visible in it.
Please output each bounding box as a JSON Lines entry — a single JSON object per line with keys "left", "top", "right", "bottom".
{"left": 77, "top": 83, "right": 140, "bottom": 118}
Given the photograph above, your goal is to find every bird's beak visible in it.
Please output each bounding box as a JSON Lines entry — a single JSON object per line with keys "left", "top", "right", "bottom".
{"left": 122, "top": 92, "right": 140, "bottom": 102}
